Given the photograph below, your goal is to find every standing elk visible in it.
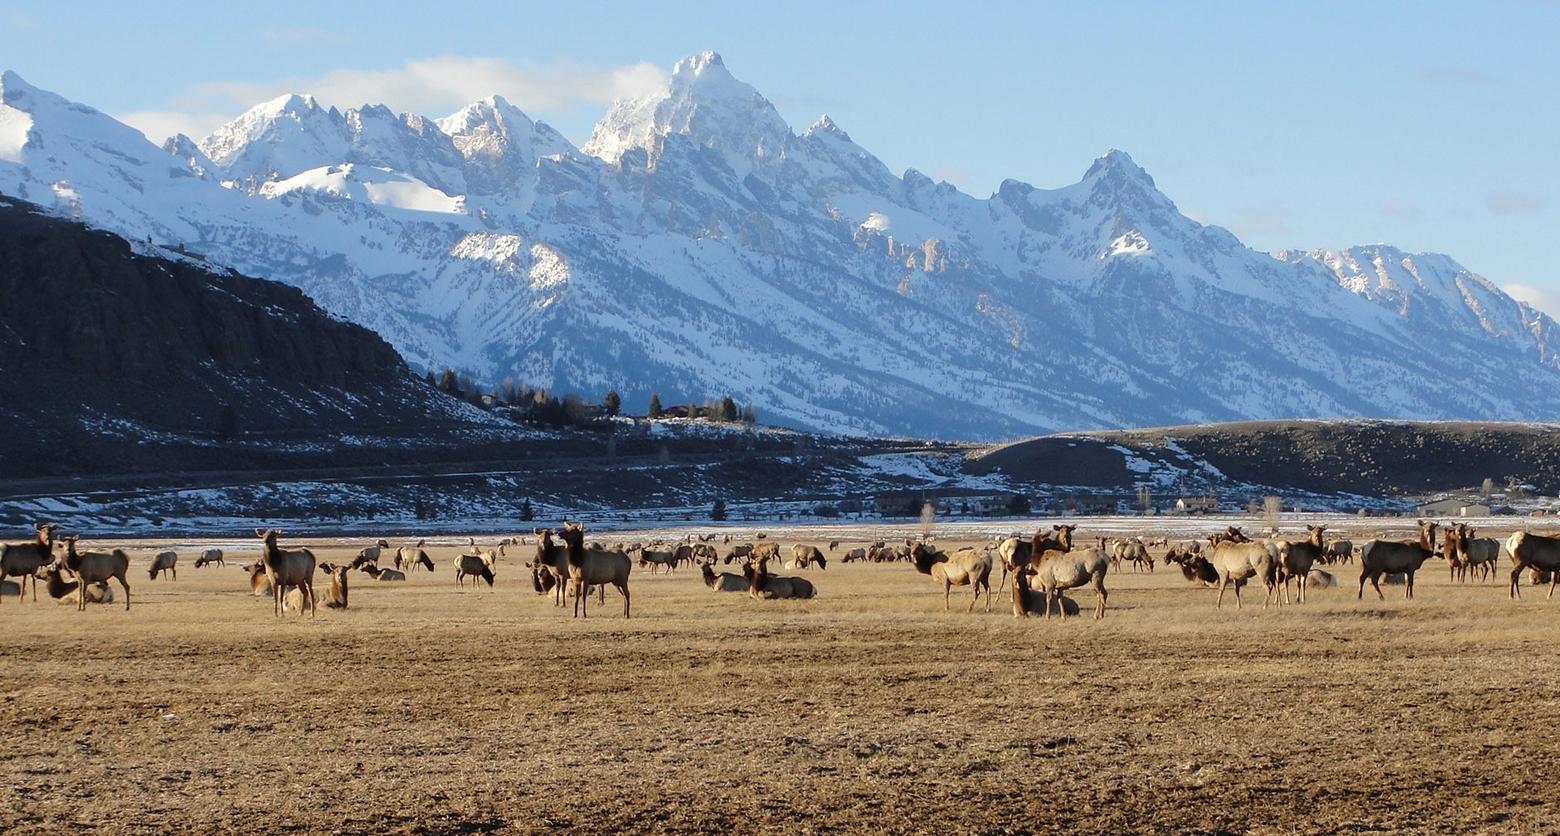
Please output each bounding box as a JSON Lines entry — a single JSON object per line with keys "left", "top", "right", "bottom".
{"left": 911, "top": 543, "right": 992, "bottom": 613}
{"left": 1, "top": 522, "right": 58, "bottom": 603}
{"left": 841, "top": 547, "right": 868, "bottom": 563}
{"left": 456, "top": 552, "right": 496, "bottom": 588}
{"left": 1030, "top": 525, "right": 1076, "bottom": 557}
{"left": 1276, "top": 525, "right": 1327, "bottom": 604}
{"left": 397, "top": 540, "right": 435, "bottom": 573}
{"left": 1026, "top": 545, "right": 1110, "bottom": 620}
{"left": 59, "top": 535, "right": 132, "bottom": 611}
{"left": 254, "top": 528, "right": 316, "bottom": 617}
{"left": 1507, "top": 530, "right": 1560, "bottom": 599}
{"left": 531, "top": 529, "right": 571, "bottom": 606}
{"left": 1323, "top": 539, "right": 1354, "bottom": 565}
{"left": 1011, "top": 567, "right": 1081, "bottom": 618}
{"left": 1207, "top": 538, "right": 1280, "bottom": 609}
{"left": 786, "top": 544, "right": 827, "bottom": 570}
{"left": 994, "top": 537, "right": 1032, "bottom": 594}
{"left": 557, "top": 522, "right": 631, "bottom": 618}
{"left": 355, "top": 540, "right": 390, "bottom": 567}
{"left": 1358, "top": 520, "right": 1438, "bottom": 601}
{"left": 638, "top": 546, "right": 679, "bottom": 574}
{"left": 194, "top": 548, "right": 224, "bottom": 568}
{"left": 1446, "top": 524, "right": 1498, "bottom": 582}
{"left": 148, "top": 550, "right": 178, "bottom": 581}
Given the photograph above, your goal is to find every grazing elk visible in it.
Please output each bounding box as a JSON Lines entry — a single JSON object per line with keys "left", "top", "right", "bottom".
{"left": 60, "top": 536, "right": 132, "bottom": 611}
{"left": 317, "top": 563, "right": 350, "bottom": 609}
{"left": 1165, "top": 547, "right": 1220, "bottom": 587}
{"left": 1507, "top": 530, "right": 1560, "bottom": 600}
{"left": 700, "top": 558, "right": 747, "bottom": 592}
{"left": 638, "top": 546, "right": 679, "bottom": 574}
{"left": 148, "top": 550, "right": 178, "bottom": 581}
{"left": 355, "top": 540, "right": 390, "bottom": 567}
{"left": 254, "top": 528, "right": 316, "bottom": 617}
{"left": 1323, "top": 539, "right": 1354, "bottom": 565}
{"left": 723, "top": 543, "right": 755, "bottom": 564}
{"left": 841, "top": 547, "right": 868, "bottom": 563}
{"left": 1026, "top": 545, "right": 1110, "bottom": 620}
{"left": 1358, "top": 520, "right": 1438, "bottom": 601}
{"left": 557, "top": 522, "right": 631, "bottom": 618}
{"left": 745, "top": 557, "right": 816, "bottom": 600}
{"left": 911, "top": 543, "right": 993, "bottom": 613}
{"left": 1, "top": 522, "right": 58, "bottom": 603}
{"left": 397, "top": 540, "right": 435, "bottom": 573}
{"left": 1207, "top": 538, "right": 1279, "bottom": 609}
{"left": 194, "top": 548, "right": 224, "bottom": 568}
{"left": 786, "top": 544, "right": 827, "bottom": 570}
{"left": 456, "top": 552, "right": 496, "bottom": 588}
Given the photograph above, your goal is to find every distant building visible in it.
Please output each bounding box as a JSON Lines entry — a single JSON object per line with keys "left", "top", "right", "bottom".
{"left": 1175, "top": 497, "right": 1219, "bottom": 515}
{"left": 1415, "top": 498, "right": 1492, "bottom": 517}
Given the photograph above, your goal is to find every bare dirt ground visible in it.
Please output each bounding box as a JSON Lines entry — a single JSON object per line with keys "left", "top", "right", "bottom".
{"left": 3, "top": 517, "right": 1559, "bottom": 834}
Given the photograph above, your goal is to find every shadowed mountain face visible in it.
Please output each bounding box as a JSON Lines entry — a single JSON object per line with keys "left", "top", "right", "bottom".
{"left": 2, "top": 57, "right": 1558, "bottom": 439}
{"left": 0, "top": 199, "right": 492, "bottom": 475}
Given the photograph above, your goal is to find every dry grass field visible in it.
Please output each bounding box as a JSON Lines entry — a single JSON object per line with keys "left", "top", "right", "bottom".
{"left": 3, "top": 519, "right": 1559, "bottom": 834}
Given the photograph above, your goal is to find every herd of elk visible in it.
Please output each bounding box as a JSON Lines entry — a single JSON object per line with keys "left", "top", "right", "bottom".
{"left": 11, "top": 512, "right": 1560, "bottom": 623}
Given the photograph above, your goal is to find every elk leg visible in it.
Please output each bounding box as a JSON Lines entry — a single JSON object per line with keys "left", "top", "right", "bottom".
{"left": 1216, "top": 576, "right": 1227, "bottom": 609}
{"left": 1358, "top": 570, "right": 1368, "bottom": 600}
{"left": 1095, "top": 577, "right": 1107, "bottom": 620}
{"left": 1405, "top": 571, "right": 1415, "bottom": 600}
{"left": 1510, "top": 565, "right": 1522, "bottom": 600}
{"left": 619, "top": 581, "right": 630, "bottom": 618}
{"left": 1550, "top": 570, "right": 1558, "bottom": 601}
{"left": 119, "top": 573, "right": 131, "bottom": 611}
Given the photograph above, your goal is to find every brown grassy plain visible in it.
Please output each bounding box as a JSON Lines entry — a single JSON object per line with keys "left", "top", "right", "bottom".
{"left": 2, "top": 521, "right": 1558, "bottom": 834}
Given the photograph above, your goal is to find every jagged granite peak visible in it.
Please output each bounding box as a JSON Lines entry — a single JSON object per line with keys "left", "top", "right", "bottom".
{"left": 806, "top": 113, "right": 849, "bottom": 141}
{"left": 3, "top": 62, "right": 1560, "bottom": 440}
{"left": 582, "top": 50, "right": 792, "bottom": 165}
{"left": 437, "top": 95, "right": 575, "bottom": 194}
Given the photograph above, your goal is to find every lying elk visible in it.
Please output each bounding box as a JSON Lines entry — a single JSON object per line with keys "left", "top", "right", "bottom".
{"left": 194, "top": 548, "right": 224, "bottom": 568}
{"left": 317, "top": 563, "right": 350, "bottom": 609}
{"left": 1, "top": 522, "right": 58, "bottom": 603}
{"left": 43, "top": 564, "right": 113, "bottom": 605}
{"left": 359, "top": 564, "right": 406, "bottom": 582}
{"left": 457, "top": 552, "right": 496, "bottom": 588}
{"left": 1507, "top": 530, "right": 1560, "bottom": 600}
{"left": 786, "top": 544, "right": 827, "bottom": 570}
{"left": 911, "top": 543, "right": 992, "bottom": 613}
{"left": 1165, "top": 547, "right": 1219, "bottom": 587}
{"left": 700, "top": 558, "right": 747, "bottom": 592}
{"left": 745, "top": 557, "right": 816, "bottom": 600}
{"left": 397, "top": 540, "right": 435, "bottom": 573}
{"left": 1011, "top": 566, "right": 1080, "bottom": 618}
{"left": 558, "top": 522, "right": 631, "bottom": 618}
{"left": 254, "top": 528, "right": 316, "bottom": 617}
{"left": 1358, "top": 520, "right": 1438, "bottom": 601}
{"left": 244, "top": 560, "right": 271, "bottom": 596}
{"left": 148, "top": 550, "right": 178, "bottom": 581}
{"left": 1026, "top": 545, "right": 1109, "bottom": 620}
{"left": 60, "top": 535, "right": 132, "bottom": 611}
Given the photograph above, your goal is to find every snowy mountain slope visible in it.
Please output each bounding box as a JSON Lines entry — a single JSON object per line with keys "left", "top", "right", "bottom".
{"left": 2, "top": 57, "right": 1558, "bottom": 440}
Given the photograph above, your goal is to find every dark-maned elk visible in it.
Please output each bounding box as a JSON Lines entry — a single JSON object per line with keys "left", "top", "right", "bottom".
{"left": 994, "top": 537, "right": 1031, "bottom": 594}
{"left": 1323, "top": 539, "right": 1354, "bottom": 565}
{"left": 1276, "top": 525, "right": 1327, "bottom": 604}
{"left": 1030, "top": 525, "right": 1076, "bottom": 557}
{"left": 397, "top": 540, "right": 435, "bottom": 573}
{"left": 1207, "top": 539, "right": 1279, "bottom": 609}
{"left": 531, "top": 528, "right": 571, "bottom": 606}
{"left": 148, "top": 550, "right": 178, "bottom": 581}
{"left": 786, "top": 544, "right": 827, "bottom": 570}
{"left": 638, "top": 546, "right": 679, "bottom": 574}
{"left": 1358, "top": 520, "right": 1438, "bottom": 601}
{"left": 745, "top": 557, "right": 816, "bottom": 600}
{"left": 1026, "top": 546, "right": 1110, "bottom": 620}
{"left": 254, "top": 528, "right": 316, "bottom": 617}
{"left": 1507, "top": 530, "right": 1560, "bottom": 600}
{"left": 558, "top": 522, "right": 631, "bottom": 618}
{"left": 1446, "top": 524, "right": 1498, "bottom": 583}
{"left": 700, "top": 558, "right": 747, "bottom": 592}
{"left": 1, "top": 523, "right": 58, "bottom": 603}
{"left": 59, "top": 535, "right": 132, "bottom": 611}
{"left": 911, "top": 543, "right": 992, "bottom": 613}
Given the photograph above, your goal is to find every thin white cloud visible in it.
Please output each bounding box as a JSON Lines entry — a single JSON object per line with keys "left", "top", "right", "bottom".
{"left": 261, "top": 27, "right": 346, "bottom": 45}
{"left": 117, "top": 56, "right": 668, "bottom": 144}
{"left": 1485, "top": 190, "right": 1544, "bottom": 216}
{"left": 1419, "top": 67, "right": 1497, "bottom": 86}
{"left": 1505, "top": 282, "right": 1560, "bottom": 321}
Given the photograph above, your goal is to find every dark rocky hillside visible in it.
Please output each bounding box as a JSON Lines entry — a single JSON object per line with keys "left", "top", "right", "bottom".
{"left": 0, "top": 199, "right": 494, "bottom": 475}
{"left": 967, "top": 420, "right": 1560, "bottom": 498}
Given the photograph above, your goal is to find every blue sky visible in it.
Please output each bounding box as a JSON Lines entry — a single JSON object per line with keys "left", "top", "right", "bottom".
{"left": 4, "top": 2, "right": 1556, "bottom": 311}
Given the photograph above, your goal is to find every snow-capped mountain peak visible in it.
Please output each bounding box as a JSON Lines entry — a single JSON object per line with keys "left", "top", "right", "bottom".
{"left": 3, "top": 59, "right": 1559, "bottom": 440}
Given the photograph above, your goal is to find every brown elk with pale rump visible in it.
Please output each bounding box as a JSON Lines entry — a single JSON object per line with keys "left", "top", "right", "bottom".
{"left": 1358, "top": 520, "right": 1438, "bottom": 601}
{"left": 1, "top": 523, "right": 58, "bottom": 603}
{"left": 60, "top": 535, "right": 132, "bottom": 611}
{"left": 557, "top": 522, "right": 631, "bottom": 618}
{"left": 255, "top": 528, "right": 316, "bottom": 617}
